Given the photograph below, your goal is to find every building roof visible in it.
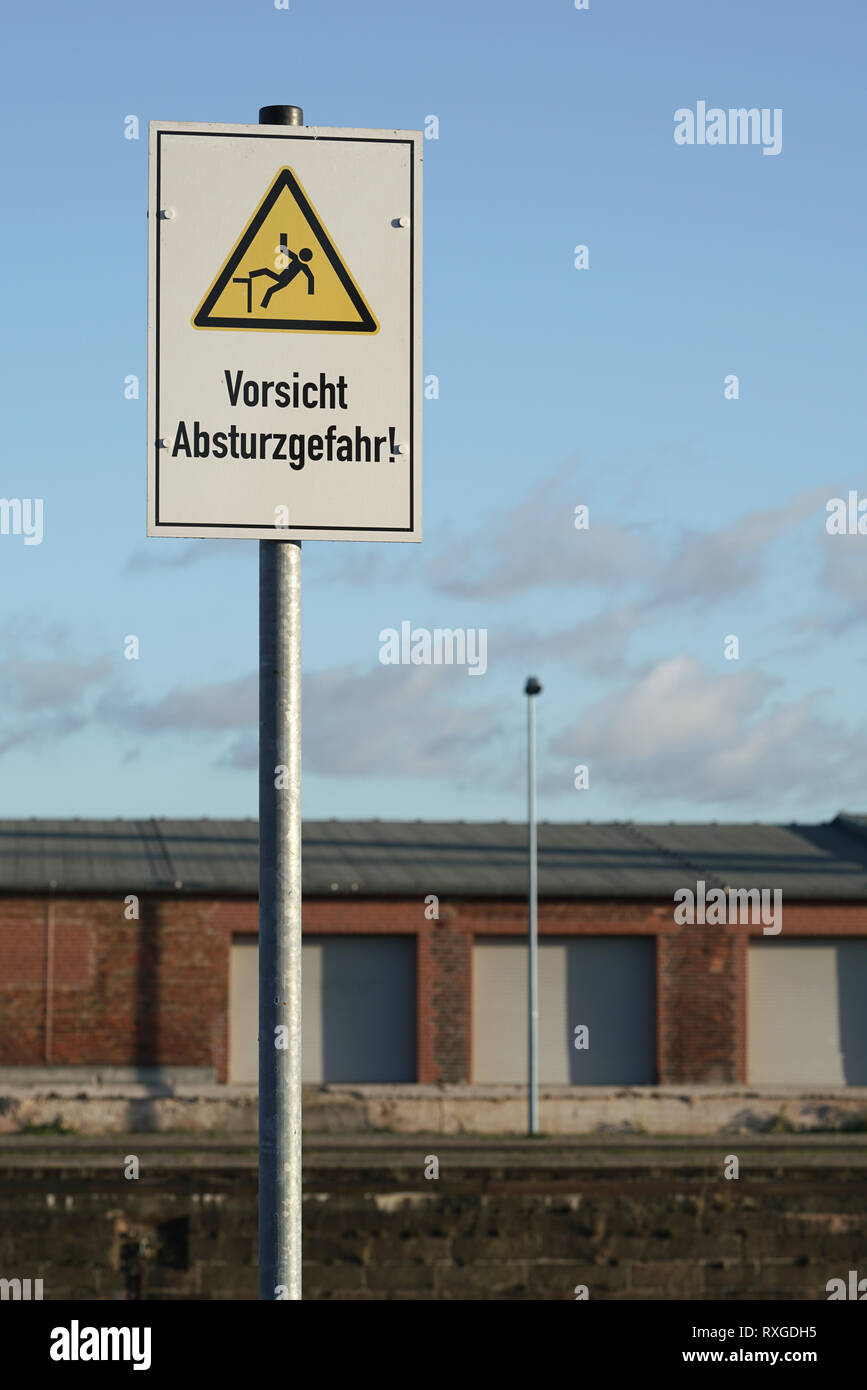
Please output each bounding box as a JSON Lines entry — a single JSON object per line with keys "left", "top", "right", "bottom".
{"left": 1, "top": 815, "right": 867, "bottom": 899}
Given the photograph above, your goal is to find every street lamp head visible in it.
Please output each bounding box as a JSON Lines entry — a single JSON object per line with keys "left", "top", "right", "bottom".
{"left": 524, "top": 676, "right": 542, "bottom": 696}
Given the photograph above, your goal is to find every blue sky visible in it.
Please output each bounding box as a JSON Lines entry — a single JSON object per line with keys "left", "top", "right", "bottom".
{"left": 1, "top": 0, "right": 865, "bottom": 824}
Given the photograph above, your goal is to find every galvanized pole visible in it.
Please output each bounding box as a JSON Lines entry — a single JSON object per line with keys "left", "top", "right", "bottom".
{"left": 258, "top": 100, "right": 304, "bottom": 1301}
{"left": 525, "top": 677, "right": 542, "bottom": 1135}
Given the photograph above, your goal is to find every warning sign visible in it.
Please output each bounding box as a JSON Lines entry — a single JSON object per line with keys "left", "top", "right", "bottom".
{"left": 193, "top": 167, "right": 378, "bottom": 334}
{"left": 148, "top": 122, "right": 421, "bottom": 542}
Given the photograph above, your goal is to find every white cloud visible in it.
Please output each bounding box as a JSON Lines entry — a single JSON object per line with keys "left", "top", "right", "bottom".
{"left": 218, "top": 663, "right": 506, "bottom": 781}
{"left": 98, "top": 673, "right": 257, "bottom": 732}
{"left": 428, "top": 459, "right": 654, "bottom": 598}
{"left": 551, "top": 654, "right": 860, "bottom": 805}
{"left": 126, "top": 540, "right": 249, "bottom": 572}
{"left": 495, "top": 605, "right": 641, "bottom": 676}
{"left": 302, "top": 663, "right": 504, "bottom": 778}
{"left": 648, "top": 488, "right": 827, "bottom": 608}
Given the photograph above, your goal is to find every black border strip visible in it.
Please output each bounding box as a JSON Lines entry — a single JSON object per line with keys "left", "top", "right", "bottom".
{"left": 154, "top": 130, "right": 415, "bottom": 534}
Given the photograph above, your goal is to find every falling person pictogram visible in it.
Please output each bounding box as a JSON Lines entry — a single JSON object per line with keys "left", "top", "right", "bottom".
{"left": 233, "top": 235, "right": 315, "bottom": 313}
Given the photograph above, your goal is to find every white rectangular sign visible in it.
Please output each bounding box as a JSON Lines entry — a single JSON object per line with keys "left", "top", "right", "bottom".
{"left": 147, "top": 121, "right": 422, "bottom": 541}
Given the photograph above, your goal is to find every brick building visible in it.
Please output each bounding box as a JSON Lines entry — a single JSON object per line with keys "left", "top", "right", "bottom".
{"left": 2, "top": 815, "right": 867, "bottom": 1089}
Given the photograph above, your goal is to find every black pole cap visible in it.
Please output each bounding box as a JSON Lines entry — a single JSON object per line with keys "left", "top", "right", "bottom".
{"left": 259, "top": 105, "right": 304, "bottom": 126}
{"left": 525, "top": 676, "right": 542, "bottom": 696}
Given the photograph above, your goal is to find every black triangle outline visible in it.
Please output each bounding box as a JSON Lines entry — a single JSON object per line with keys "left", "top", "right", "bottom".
{"left": 192, "top": 167, "right": 378, "bottom": 333}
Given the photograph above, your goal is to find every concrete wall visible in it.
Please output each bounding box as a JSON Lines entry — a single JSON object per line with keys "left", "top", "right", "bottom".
{"left": 3, "top": 1083, "right": 867, "bottom": 1136}
{"left": 1, "top": 1135, "right": 865, "bottom": 1300}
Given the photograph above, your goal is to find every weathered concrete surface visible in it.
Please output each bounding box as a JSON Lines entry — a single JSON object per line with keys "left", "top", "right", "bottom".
{"left": 2, "top": 1082, "right": 867, "bottom": 1135}
{"left": 1, "top": 1134, "right": 866, "bottom": 1300}
{"left": 3, "top": 1130, "right": 867, "bottom": 1167}
{"left": 307, "top": 1085, "right": 867, "bottom": 1137}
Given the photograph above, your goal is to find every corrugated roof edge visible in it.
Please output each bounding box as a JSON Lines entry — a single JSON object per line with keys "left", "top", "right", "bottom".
{"left": 0, "top": 816, "right": 865, "bottom": 900}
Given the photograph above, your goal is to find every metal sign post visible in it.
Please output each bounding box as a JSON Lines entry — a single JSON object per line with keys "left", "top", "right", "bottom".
{"left": 147, "top": 103, "right": 422, "bottom": 1300}
{"left": 257, "top": 104, "right": 304, "bottom": 1305}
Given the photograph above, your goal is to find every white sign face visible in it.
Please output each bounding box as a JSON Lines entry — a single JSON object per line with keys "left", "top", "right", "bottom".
{"left": 147, "top": 121, "right": 422, "bottom": 541}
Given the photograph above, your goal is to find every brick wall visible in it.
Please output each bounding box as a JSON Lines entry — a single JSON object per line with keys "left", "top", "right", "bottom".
{"left": 2, "top": 894, "right": 867, "bottom": 1085}
{"left": 0, "top": 898, "right": 228, "bottom": 1072}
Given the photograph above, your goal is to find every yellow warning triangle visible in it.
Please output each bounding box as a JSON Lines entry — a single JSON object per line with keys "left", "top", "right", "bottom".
{"left": 193, "top": 167, "right": 378, "bottom": 334}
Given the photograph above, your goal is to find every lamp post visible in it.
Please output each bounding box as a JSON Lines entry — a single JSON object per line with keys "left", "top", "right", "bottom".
{"left": 525, "top": 675, "right": 542, "bottom": 1135}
